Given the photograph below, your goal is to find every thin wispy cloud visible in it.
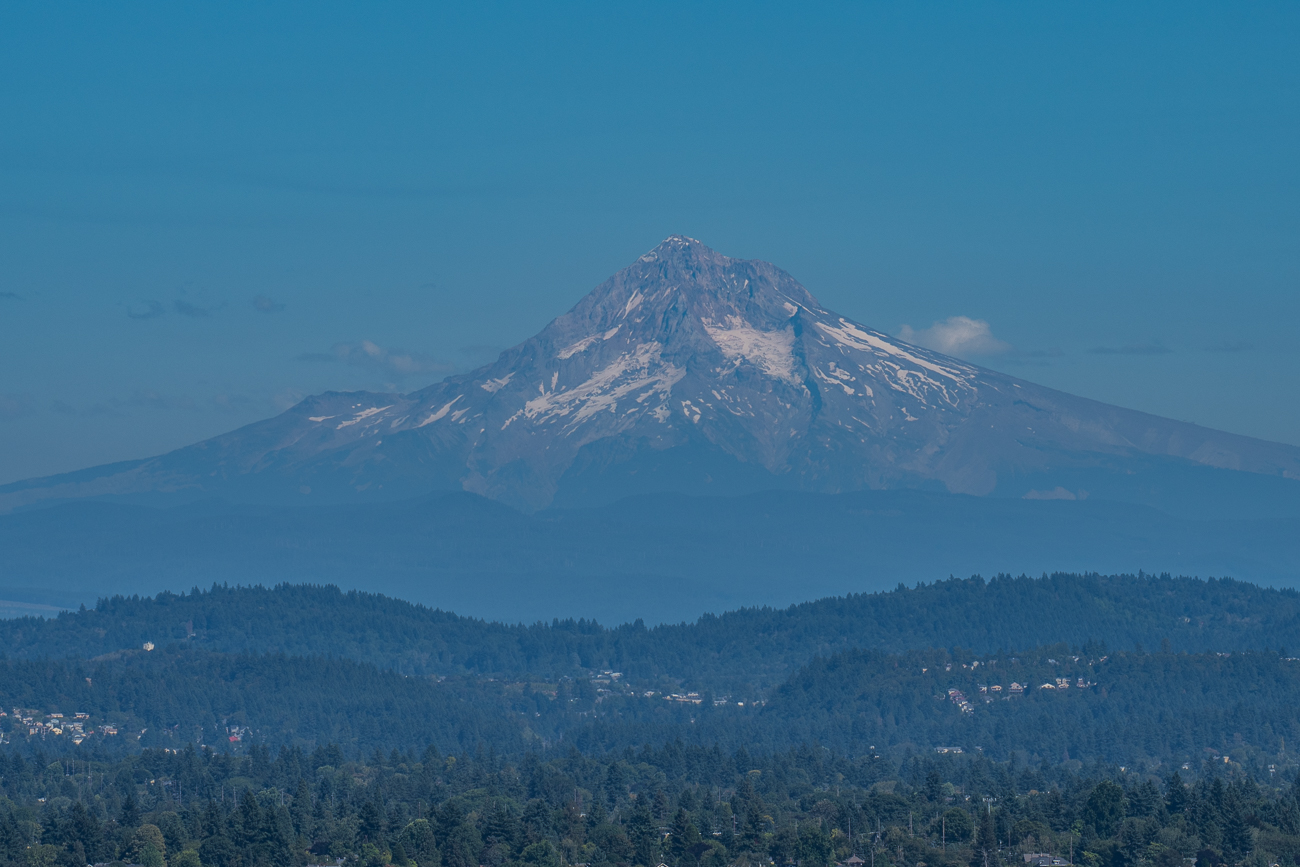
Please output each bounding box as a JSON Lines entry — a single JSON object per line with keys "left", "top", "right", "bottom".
{"left": 126, "top": 297, "right": 225, "bottom": 319}
{"left": 1204, "top": 340, "right": 1254, "bottom": 353}
{"left": 212, "top": 393, "right": 257, "bottom": 412}
{"left": 299, "top": 340, "right": 453, "bottom": 380}
{"left": 173, "top": 299, "right": 216, "bottom": 318}
{"left": 253, "top": 295, "right": 285, "bottom": 313}
{"left": 126, "top": 300, "right": 166, "bottom": 320}
{"left": 129, "top": 390, "right": 195, "bottom": 411}
{"left": 1088, "top": 343, "right": 1172, "bottom": 356}
{"left": 0, "top": 393, "right": 36, "bottom": 422}
{"left": 0, "top": 291, "right": 21, "bottom": 300}
{"left": 1024, "top": 486, "right": 1087, "bottom": 501}
{"left": 1002, "top": 347, "right": 1066, "bottom": 367}
{"left": 898, "top": 316, "right": 1011, "bottom": 357}
{"left": 52, "top": 390, "right": 197, "bottom": 417}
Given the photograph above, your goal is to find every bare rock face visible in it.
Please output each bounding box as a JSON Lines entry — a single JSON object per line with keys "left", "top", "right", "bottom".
{"left": 4, "top": 236, "right": 1299, "bottom": 513}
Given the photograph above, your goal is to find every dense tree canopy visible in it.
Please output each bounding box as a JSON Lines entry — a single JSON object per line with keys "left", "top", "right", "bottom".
{"left": 1, "top": 741, "right": 1299, "bottom": 867}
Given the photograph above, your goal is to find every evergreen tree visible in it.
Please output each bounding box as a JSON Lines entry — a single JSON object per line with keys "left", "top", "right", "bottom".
{"left": 291, "top": 778, "right": 313, "bottom": 838}
{"left": 119, "top": 791, "right": 141, "bottom": 828}
{"left": 971, "top": 807, "right": 997, "bottom": 867}
{"left": 1166, "top": 773, "right": 1189, "bottom": 814}
{"left": 401, "top": 819, "right": 441, "bottom": 867}
{"left": 798, "top": 821, "right": 833, "bottom": 867}
{"left": 358, "top": 800, "right": 384, "bottom": 845}
{"left": 628, "top": 799, "right": 660, "bottom": 867}
{"left": 669, "top": 807, "right": 702, "bottom": 866}
{"left": 1083, "top": 782, "right": 1125, "bottom": 838}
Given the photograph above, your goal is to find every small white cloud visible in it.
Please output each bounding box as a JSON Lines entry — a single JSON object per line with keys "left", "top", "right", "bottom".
{"left": 298, "top": 340, "right": 453, "bottom": 380}
{"left": 898, "top": 316, "right": 1011, "bottom": 357}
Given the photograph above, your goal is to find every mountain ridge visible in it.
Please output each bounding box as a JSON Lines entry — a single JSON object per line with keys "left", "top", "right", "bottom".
{"left": 5, "top": 573, "right": 1300, "bottom": 690}
{"left": 3, "top": 236, "right": 1299, "bottom": 513}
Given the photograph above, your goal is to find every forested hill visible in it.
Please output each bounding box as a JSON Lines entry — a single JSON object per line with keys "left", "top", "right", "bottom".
{"left": 4, "top": 574, "right": 1299, "bottom": 691}
{"left": 757, "top": 646, "right": 1300, "bottom": 766}
{"left": 4, "top": 643, "right": 1300, "bottom": 768}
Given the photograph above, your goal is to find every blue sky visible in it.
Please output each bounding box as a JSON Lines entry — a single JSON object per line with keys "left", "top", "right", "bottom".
{"left": 1, "top": 2, "right": 1298, "bottom": 484}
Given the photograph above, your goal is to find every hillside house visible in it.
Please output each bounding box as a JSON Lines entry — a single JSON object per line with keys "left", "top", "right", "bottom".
{"left": 1024, "top": 855, "right": 1070, "bottom": 867}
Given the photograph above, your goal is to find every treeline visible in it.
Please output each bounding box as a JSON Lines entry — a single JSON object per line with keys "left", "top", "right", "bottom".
{"left": 3, "top": 738, "right": 1300, "bottom": 867}
{"left": 5, "top": 643, "right": 1300, "bottom": 769}
{"left": 3, "top": 574, "right": 1299, "bottom": 691}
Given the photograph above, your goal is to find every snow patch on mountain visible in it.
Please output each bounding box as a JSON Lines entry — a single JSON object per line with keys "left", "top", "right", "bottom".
{"left": 517, "top": 342, "right": 684, "bottom": 432}
{"left": 703, "top": 316, "right": 800, "bottom": 384}
{"left": 817, "top": 319, "right": 972, "bottom": 382}
{"left": 337, "top": 406, "right": 392, "bottom": 429}
{"left": 417, "top": 396, "right": 461, "bottom": 427}
{"left": 814, "top": 318, "right": 975, "bottom": 406}
{"left": 814, "top": 366, "right": 857, "bottom": 396}
{"left": 557, "top": 326, "right": 622, "bottom": 359}
{"left": 621, "top": 291, "right": 644, "bottom": 319}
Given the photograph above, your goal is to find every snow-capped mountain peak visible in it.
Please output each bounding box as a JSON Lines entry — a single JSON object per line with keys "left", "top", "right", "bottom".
{"left": 3, "top": 237, "right": 1298, "bottom": 513}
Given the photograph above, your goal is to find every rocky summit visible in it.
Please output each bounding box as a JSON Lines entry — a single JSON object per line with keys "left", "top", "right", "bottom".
{"left": 4, "top": 236, "right": 1299, "bottom": 513}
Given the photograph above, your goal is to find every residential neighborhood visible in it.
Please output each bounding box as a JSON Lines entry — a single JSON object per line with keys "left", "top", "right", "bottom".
{"left": 927, "top": 655, "right": 1102, "bottom": 714}
{"left": 1, "top": 708, "right": 116, "bottom": 744}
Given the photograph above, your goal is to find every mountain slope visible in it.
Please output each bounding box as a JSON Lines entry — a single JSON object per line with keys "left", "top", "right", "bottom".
{"left": 4, "top": 236, "right": 1299, "bottom": 513}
